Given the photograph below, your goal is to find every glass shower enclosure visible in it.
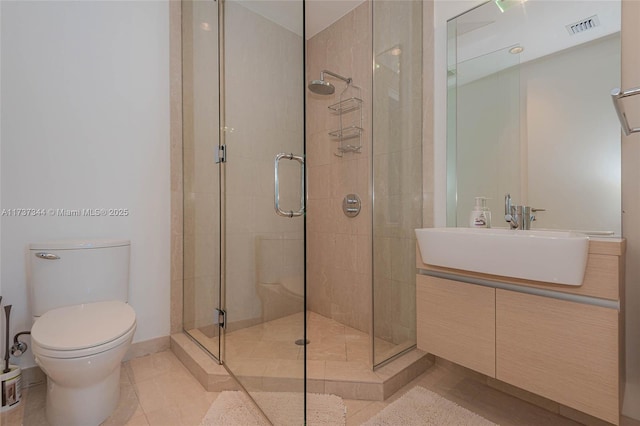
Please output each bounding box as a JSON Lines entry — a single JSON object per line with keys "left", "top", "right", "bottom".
{"left": 181, "top": 0, "right": 423, "bottom": 422}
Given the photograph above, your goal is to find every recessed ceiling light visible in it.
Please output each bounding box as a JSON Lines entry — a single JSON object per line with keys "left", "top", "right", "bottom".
{"left": 390, "top": 47, "right": 402, "bottom": 56}
{"left": 509, "top": 46, "right": 524, "bottom": 54}
{"left": 200, "top": 22, "right": 211, "bottom": 31}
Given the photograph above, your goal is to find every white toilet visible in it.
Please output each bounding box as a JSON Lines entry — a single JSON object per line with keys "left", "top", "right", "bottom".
{"left": 29, "top": 239, "right": 136, "bottom": 426}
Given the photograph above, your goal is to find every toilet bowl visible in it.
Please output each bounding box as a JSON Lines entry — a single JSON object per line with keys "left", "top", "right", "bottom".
{"left": 31, "top": 300, "right": 136, "bottom": 426}
{"left": 29, "top": 239, "right": 134, "bottom": 425}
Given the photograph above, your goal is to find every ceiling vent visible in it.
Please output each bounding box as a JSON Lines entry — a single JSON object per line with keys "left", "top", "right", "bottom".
{"left": 566, "top": 15, "right": 600, "bottom": 35}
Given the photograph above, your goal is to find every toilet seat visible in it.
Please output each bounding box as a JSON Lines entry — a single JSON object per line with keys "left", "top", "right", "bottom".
{"left": 32, "top": 300, "right": 136, "bottom": 359}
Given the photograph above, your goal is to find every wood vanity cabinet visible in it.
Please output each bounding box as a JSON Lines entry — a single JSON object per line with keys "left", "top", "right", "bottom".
{"left": 416, "top": 275, "right": 495, "bottom": 377}
{"left": 416, "top": 239, "right": 624, "bottom": 425}
{"left": 496, "top": 290, "right": 619, "bottom": 424}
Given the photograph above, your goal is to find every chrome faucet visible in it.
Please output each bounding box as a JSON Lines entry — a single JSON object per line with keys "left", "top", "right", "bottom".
{"left": 504, "top": 193, "right": 545, "bottom": 230}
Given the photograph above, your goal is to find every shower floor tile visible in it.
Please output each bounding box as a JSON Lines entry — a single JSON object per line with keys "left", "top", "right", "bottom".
{"left": 188, "top": 311, "right": 404, "bottom": 367}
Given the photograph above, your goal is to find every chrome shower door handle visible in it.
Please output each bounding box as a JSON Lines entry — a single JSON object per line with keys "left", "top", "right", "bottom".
{"left": 274, "top": 152, "right": 305, "bottom": 218}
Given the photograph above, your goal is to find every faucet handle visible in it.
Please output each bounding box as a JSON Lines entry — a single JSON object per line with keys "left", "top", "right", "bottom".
{"left": 504, "top": 193, "right": 515, "bottom": 223}
{"left": 530, "top": 208, "right": 545, "bottom": 222}
{"left": 504, "top": 193, "right": 512, "bottom": 216}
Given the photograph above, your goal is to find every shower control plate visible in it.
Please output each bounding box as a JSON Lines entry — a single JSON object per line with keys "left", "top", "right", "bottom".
{"left": 342, "top": 194, "right": 361, "bottom": 217}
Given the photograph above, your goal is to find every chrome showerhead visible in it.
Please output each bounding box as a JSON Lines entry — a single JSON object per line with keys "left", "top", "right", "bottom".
{"left": 308, "top": 70, "right": 351, "bottom": 95}
{"left": 308, "top": 79, "right": 335, "bottom": 95}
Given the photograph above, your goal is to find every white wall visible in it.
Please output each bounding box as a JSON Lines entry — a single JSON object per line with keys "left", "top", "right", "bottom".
{"left": 0, "top": 1, "right": 170, "bottom": 369}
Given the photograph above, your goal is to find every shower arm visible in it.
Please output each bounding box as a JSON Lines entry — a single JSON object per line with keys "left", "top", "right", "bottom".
{"left": 321, "top": 70, "right": 351, "bottom": 85}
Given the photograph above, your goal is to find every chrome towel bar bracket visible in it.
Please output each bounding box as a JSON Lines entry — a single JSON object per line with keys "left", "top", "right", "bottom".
{"left": 611, "top": 87, "right": 640, "bottom": 136}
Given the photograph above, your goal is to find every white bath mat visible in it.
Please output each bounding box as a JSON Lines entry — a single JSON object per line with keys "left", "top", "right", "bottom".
{"left": 199, "top": 391, "right": 346, "bottom": 426}
{"left": 362, "top": 386, "right": 498, "bottom": 426}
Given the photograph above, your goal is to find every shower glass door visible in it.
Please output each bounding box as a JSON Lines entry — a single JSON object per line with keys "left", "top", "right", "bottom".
{"left": 221, "top": 0, "right": 306, "bottom": 423}
{"left": 182, "top": 0, "right": 222, "bottom": 360}
{"left": 372, "top": 0, "right": 423, "bottom": 367}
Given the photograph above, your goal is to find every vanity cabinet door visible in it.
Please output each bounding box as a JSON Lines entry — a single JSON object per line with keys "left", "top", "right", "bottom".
{"left": 496, "top": 289, "right": 619, "bottom": 425}
{"left": 416, "top": 275, "right": 496, "bottom": 377}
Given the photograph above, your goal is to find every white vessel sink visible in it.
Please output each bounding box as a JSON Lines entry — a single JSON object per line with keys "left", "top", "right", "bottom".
{"left": 415, "top": 227, "right": 590, "bottom": 286}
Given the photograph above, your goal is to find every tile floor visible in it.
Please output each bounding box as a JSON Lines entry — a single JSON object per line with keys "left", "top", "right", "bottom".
{"left": 5, "top": 349, "right": 639, "bottom": 426}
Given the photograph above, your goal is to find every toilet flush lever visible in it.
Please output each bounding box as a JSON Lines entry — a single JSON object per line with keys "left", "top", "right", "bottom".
{"left": 35, "top": 252, "right": 60, "bottom": 260}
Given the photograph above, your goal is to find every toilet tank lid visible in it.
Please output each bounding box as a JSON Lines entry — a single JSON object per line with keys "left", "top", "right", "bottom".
{"left": 29, "top": 239, "right": 130, "bottom": 250}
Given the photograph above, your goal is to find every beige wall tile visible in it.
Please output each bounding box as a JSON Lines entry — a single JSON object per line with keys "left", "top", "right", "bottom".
{"left": 182, "top": 278, "right": 196, "bottom": 330}
{"left": 351, "top": 198, "right": 371, "bottom": 236}
{"left": 307, "top": 263, "right": 332, "bottom": 317}
{"left": 308, "top": 164, "right": 331, "bottom": 200}
{"left": 170, "top": 230, "right": 183, "bottom": 282}
{"left": 334, "top": 233, "right": 358, "bottom": 272}
{"left": 170, "top": 0, "right": 183, "bottom": 333}
{"left": 330, "top": 197, "right": 353, "bottom": 235}
{"left": 306, "top": 1, "right": 373, "bottom": 334}
{"left": 170, "top": 279, "right": 183, "bottom": 334}
{"left": 330, "top": 160, "right": 360, "bottom": 200}
{"left": 355, "top": 234, "right": 372, "bottom": 275}
{"left": 307, "top": 130, "right": 333, "bottom": 167}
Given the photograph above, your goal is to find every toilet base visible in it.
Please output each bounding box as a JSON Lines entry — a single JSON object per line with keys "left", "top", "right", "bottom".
{"left": 45, "top": 365, "right": 120, "bottom": 426}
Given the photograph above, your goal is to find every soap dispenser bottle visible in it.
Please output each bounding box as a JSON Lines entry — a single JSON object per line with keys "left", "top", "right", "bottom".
{"left": 469, "top": 197, "right": 491, "bottom": 228}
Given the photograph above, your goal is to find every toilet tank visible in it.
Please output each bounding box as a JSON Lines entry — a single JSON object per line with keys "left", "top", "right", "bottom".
{"left": 29, "top": 240, "right": 130, "bottom": 317}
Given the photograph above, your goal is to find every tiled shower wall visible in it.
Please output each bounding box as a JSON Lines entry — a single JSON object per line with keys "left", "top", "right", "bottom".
{"left": 306, "top": 2, "right": 373, "bottom": 334}
{"left": 306, "top": 0, "right": 427, "bottom": 348}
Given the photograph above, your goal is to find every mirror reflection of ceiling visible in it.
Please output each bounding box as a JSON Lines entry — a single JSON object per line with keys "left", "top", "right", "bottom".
{"left": 231, "top": 0, "right": 366, "bottom": 39}
{"left": 454, "top": 0, "right": 621, "bottom": 84}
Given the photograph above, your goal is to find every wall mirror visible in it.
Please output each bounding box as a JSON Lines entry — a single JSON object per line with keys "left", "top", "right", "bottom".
{"left": 446, "top": 0, "right": 621, "bottom": 235}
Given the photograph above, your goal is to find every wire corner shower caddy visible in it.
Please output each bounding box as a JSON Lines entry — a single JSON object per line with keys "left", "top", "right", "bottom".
{"left": 328, "top": 82, "right": 363, "bottom": 157}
